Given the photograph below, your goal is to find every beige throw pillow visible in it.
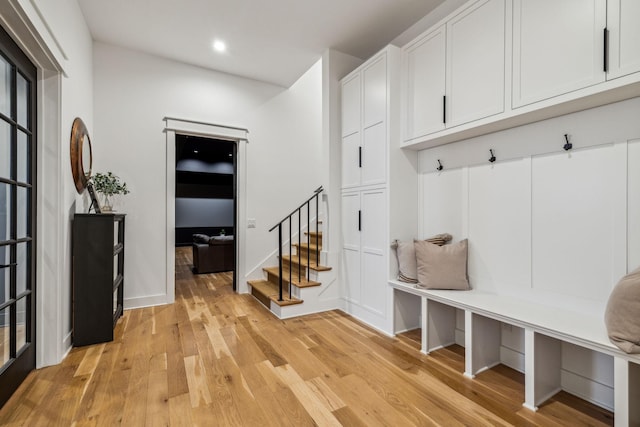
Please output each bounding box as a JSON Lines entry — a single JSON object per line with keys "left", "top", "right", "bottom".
{"left": 605, "top": 267, "right": 640, "bottom": 354}
{"left": 415, "top": 239, "right": 470, "bottom": 290}
{"left": 391, "top": 233, "right": 452, "bottom": 283}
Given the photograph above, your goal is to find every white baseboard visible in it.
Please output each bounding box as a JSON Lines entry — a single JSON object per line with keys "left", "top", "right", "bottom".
{"left": 124, "top": 294, "right": 170, "bottom": 310}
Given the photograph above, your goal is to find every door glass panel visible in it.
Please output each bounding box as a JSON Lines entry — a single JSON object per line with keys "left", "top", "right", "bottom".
{"left": 0, "top": 246, "right": 8, "bottom": 305}
{"left": 0, "top": 183, "right": 11, "bottom": 241}
{"left": 16, "top": 186, "right": 27, "bottom": 239}
{"left": 0, "top": 56, "right": 9, "bottom": 117}
{"left": 16, "top": 297, "right": 26, "bottom": 353}
{"left": 17, "top": 130, "right": 28, "bottom": 183}
{"left": 0, "top": 119, "right": 9, "bottom": 179}
{"left": 16, "top": 242, "right": 27, "bottom": 296}
{"left": 0, "top": 307, "right": 9, "bottom": 367}
{"left": 16, "top": 72, "right": 27, "bottom": 127}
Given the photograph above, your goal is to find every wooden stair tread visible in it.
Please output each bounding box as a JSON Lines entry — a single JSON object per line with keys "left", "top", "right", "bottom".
{"left": 281, "top": 255, "right": 332, "bottom": 272}
{"left": 304, "top": 231, "right": 322, "bottom": 237}
{"left": 247, "top": 280, "right": 303, "bottom": 306}
{"left": 292, "top": 242, "right": 321, "bottom": 251}
{"left": 263, "top": 266, "right": 321, "bottom": 288}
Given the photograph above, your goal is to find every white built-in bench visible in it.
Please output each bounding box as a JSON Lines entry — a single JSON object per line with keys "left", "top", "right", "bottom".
{"left": 390, "top": 279, "right": 640, "bottom": 427}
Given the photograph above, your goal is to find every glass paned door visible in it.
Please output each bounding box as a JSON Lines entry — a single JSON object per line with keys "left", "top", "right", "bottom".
{"left": 0, "top": 24, "right": 36, "bottom": 409}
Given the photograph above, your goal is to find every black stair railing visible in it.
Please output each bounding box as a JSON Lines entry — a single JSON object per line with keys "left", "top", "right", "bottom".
{"left": 269, "top": 186, "right": 323, "bottom": 301}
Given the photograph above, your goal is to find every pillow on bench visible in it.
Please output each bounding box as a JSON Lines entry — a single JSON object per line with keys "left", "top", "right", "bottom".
{"left": 391, "top": 233, "right": 452, "bottom": 283}
{"left": 605, "top": 266, "right": 640, "bottom": 354}
{"left": 415, "top": 239, "right": 470, "bottom": 290}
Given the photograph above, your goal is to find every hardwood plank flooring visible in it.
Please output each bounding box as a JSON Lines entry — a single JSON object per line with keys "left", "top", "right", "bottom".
{"left": 0, "top": 247, "right": 613, "bottom": 426}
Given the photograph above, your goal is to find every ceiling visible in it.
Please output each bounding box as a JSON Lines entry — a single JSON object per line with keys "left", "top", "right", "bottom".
{"left": 77, "top": 0, "right": 444, "bottom": 87}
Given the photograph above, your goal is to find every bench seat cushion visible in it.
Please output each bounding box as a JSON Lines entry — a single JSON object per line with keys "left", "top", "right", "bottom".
{"left": 605, "top": 266, "right": 640, "bottom": 354}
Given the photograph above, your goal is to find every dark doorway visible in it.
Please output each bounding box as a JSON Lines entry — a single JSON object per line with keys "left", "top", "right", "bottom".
{"left": 175, "top": 135, "right": 237, "bottom": 290}
{"left": 0, "top": 24, "right": 37, "bottom": 408}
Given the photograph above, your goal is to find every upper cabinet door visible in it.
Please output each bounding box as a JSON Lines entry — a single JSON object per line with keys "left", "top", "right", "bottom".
{"left": 403, "top": 25, "right": 446, "bottom": 142}
{"left": 341, "top": 74, "right": 361, "bottom": 137}
{"left": 447, "top": 0, "right": 505, "bottom": 127}
{"left": 607, "top": 0, "right": 640, "bottom": 80}
{"left": 362, "top": 56, "right": 387, "bottom": 129}
{"left": 512, "top": 0, "right": 606, "bottom": 108}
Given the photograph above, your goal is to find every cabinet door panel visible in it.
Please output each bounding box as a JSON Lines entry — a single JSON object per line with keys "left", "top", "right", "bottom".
{"left": 341, "top": 74, "right": 360, "bottom": 137}
{"left": 513, "top": 0, "right": 606, "bottom": 107}
{"left": 362, "top": 251, "right": 386, "bottom": 315}
{"left": 607, "top": 0, "right": 640, "bottom": 79}
{"left": 343, "top": 247, "right": 361, "bottom": 303}
{"left": 363, "top": 55, "right": 387, "bottom": 128}
{"left": 361, "top": 122, "right": 386, "bottom": 187}
{"left": 341, "top": 192, "right": 361, "bottom": 250}
{"left": 341, "top": 133, "right": 361, "bottom": 189}
{"left": 447, "top": 0, "right": 505, "bottom": 126}
{"left": 403, "top": 26, "right": 446, "bottom": 141}
{"left": 361, "top": 189, "right": 386, "bottom": 253}
{"left": 342, "top": 192, "right": 361, "bottom": 303}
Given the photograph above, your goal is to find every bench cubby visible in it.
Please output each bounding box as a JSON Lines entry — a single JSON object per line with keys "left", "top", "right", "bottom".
{"left": 390, "top": 280, "right": 640, "bottom": 426}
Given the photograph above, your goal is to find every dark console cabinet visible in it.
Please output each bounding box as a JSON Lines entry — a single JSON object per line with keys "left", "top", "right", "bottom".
{"left": 72, "top": 213, "right": 125, "bottom": 346}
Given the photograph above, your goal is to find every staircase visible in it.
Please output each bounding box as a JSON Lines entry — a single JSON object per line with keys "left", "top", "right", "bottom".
{"left": 248, "top": 187, "right": 332, "bottom": 316}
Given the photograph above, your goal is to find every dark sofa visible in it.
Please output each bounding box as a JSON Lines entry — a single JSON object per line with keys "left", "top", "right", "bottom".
{"left": 192, "top": 234, "right": 234, "bottom": 274}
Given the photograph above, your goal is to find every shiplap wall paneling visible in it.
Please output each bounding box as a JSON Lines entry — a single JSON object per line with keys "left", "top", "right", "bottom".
{"left": 420, "top": 167, "right": 466, "bottom": 240}
{"left": 530, "top": 144, "right": 627, "bottom": 312}
{"left": 467, "top": 159, "right": 531, "bottom": 294}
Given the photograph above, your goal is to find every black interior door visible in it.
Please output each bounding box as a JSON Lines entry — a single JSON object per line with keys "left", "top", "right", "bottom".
{"left": 0, "top": 24, "right": 37, "bottom": 408}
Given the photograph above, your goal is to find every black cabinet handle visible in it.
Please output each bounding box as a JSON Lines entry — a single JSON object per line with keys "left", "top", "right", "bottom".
{"left": 443, "top": 95, "right": 447, "bottom": 124}
{"left": 358, "top": 210, "right": 361, "bottom": 231}
{"left": 358, "top": 146, "right": 362, "bottom": 168}
{"left": 603, "top": 28, "right": 609, "bottom": 73}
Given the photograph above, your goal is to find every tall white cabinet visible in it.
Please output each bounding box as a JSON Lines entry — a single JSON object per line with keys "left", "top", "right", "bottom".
{"left": 340, "top": 46, "right": 417, "bottom": 334}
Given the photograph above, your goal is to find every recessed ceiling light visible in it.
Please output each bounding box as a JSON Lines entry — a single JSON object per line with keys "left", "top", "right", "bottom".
{"left": 193, "top": 149, "right": 199, "bottom": 154}
{"left": 213, "top": 40, "right": 226, "bottom": 53}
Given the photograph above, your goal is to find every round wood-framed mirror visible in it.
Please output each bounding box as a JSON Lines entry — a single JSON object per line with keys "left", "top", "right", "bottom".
{"left": 70, "top": 117, "right": 93, "bottom": 194}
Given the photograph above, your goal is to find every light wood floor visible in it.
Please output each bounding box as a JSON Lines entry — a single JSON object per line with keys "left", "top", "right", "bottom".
{"left": 0, "top": 247, "right": 613, "bottom": 426}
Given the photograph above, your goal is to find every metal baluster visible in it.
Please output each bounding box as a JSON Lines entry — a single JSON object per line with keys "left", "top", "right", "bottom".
{"left": 298, "top": 208, "right": 301, "bottom": 283}
{"left": 307, "top": 202, "right": 310, "bottom": 281}
{"left": 315, "top": 193, "right": 319, "bottom": 266}
{"left": 288, "top": 216, "right": 292, "bottom": 299}
{"left": 278, "top": 224, "right": 283, "bottom": 301}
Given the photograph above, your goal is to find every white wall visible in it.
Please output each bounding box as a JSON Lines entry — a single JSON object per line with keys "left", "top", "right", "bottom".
{"left": 93, "top": 42, "right": 284, "bottom": 306}
{"left": 243, "top": 60, "right": 324, "bottom": 278}
{"left": 93, "top": 42, "right": 326, "bottom": 303}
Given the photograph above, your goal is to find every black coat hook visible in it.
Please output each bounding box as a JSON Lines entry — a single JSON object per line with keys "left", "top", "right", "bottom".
{"left": 436, "top": 159, "right": 443, "bottom": 171}
{"left": 489, "top": 149, "right": 496, "bottom": 163}
{"left": 563, "top": 134, "right": 573, "bottom": 151}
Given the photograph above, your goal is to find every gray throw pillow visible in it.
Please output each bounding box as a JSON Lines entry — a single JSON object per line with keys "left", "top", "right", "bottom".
{"left": 605, "top": 266, "right": 640, "bottom": 354}
{"left": 391, "top": 233, "right": 452, "bottom": 283}
{"left": 415, "top": 239, "right": 470, "bottom": 290}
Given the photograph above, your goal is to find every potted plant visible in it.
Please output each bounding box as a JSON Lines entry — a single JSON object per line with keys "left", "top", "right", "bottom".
{"left": 91, "top": 171, "right": 130, "bottom": 212}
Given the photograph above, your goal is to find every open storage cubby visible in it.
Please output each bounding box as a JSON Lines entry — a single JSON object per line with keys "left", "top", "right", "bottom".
{"left": 390, "top": 280, "right": 640, "bottom": 425}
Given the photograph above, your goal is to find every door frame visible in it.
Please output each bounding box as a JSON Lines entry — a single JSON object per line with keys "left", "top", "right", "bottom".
{"left": 0, "top": 3, "right": 68, "bottom": 369}
{"left": 164, "top": 117, "right": 249, "bottom": 301}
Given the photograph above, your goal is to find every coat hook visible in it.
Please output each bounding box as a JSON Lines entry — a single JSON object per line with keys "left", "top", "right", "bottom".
{"left": 436, "top": 159, "right": 443, "bottom": 171}
{"left": 563, "top": 134, "right": 573, "bottom": 151}
{"left": 489, "top": 149, "right": 496, "bottom": 163}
